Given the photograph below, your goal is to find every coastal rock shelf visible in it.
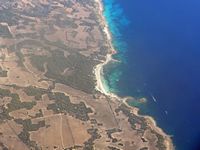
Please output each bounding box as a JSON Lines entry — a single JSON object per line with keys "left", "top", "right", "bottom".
{"left": 0, "top": 0, "right": 173, "bottom": 149}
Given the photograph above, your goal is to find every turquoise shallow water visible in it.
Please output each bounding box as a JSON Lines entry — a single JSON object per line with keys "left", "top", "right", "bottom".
{"left": 102, "top": 0, "right": 200, "bottom": 150}
{"left": 102, "top": 0, "right": 129, "bottom": 94}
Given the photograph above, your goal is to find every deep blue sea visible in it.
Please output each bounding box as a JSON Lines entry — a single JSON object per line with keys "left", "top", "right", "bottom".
{"left": 102, "top": 0, "right": 200, "bottom": 150}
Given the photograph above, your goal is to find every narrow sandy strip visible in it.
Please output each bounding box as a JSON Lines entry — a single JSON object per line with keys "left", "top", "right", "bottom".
{"left": 93, "top": 0, "right": 174, "bottom": 150}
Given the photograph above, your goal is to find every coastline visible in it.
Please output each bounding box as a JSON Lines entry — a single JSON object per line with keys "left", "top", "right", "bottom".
{"left": 94, "top": 0, "right": 119, "bottom": 99}
{"left": 93, "top": 0, "right": 174, "bottom": 150}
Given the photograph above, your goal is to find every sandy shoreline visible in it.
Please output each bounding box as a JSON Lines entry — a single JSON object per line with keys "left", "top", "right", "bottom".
{"left": 93, "top": 0, "right": 174, "bottom": 149}
{"left": 93, "top": 0, "right": 112, "bottom": 95}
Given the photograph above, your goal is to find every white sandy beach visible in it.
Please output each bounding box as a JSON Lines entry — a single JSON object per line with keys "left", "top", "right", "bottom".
{"left": 93, "top": 0, "right": 174, "bottom": 150}
{"left": 94, "top": 0, "right": 118, "bottom": 97}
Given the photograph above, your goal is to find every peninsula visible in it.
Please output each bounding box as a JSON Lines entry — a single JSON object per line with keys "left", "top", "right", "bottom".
{"left": 0, "top": 0, "right": 173, "bottom": 149}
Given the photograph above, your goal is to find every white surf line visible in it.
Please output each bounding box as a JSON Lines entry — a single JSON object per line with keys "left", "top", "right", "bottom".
{"left": 94, "top": 1, "right": 174, "bottom": 150}
{"left": 94, "top": 0, "right": 119, "bottom": 97}
{"left": 94, "top": 54, "right": 112, "bottom": 95}
{"left": 94, "top": 0, "right": 126, "bottom": 130}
